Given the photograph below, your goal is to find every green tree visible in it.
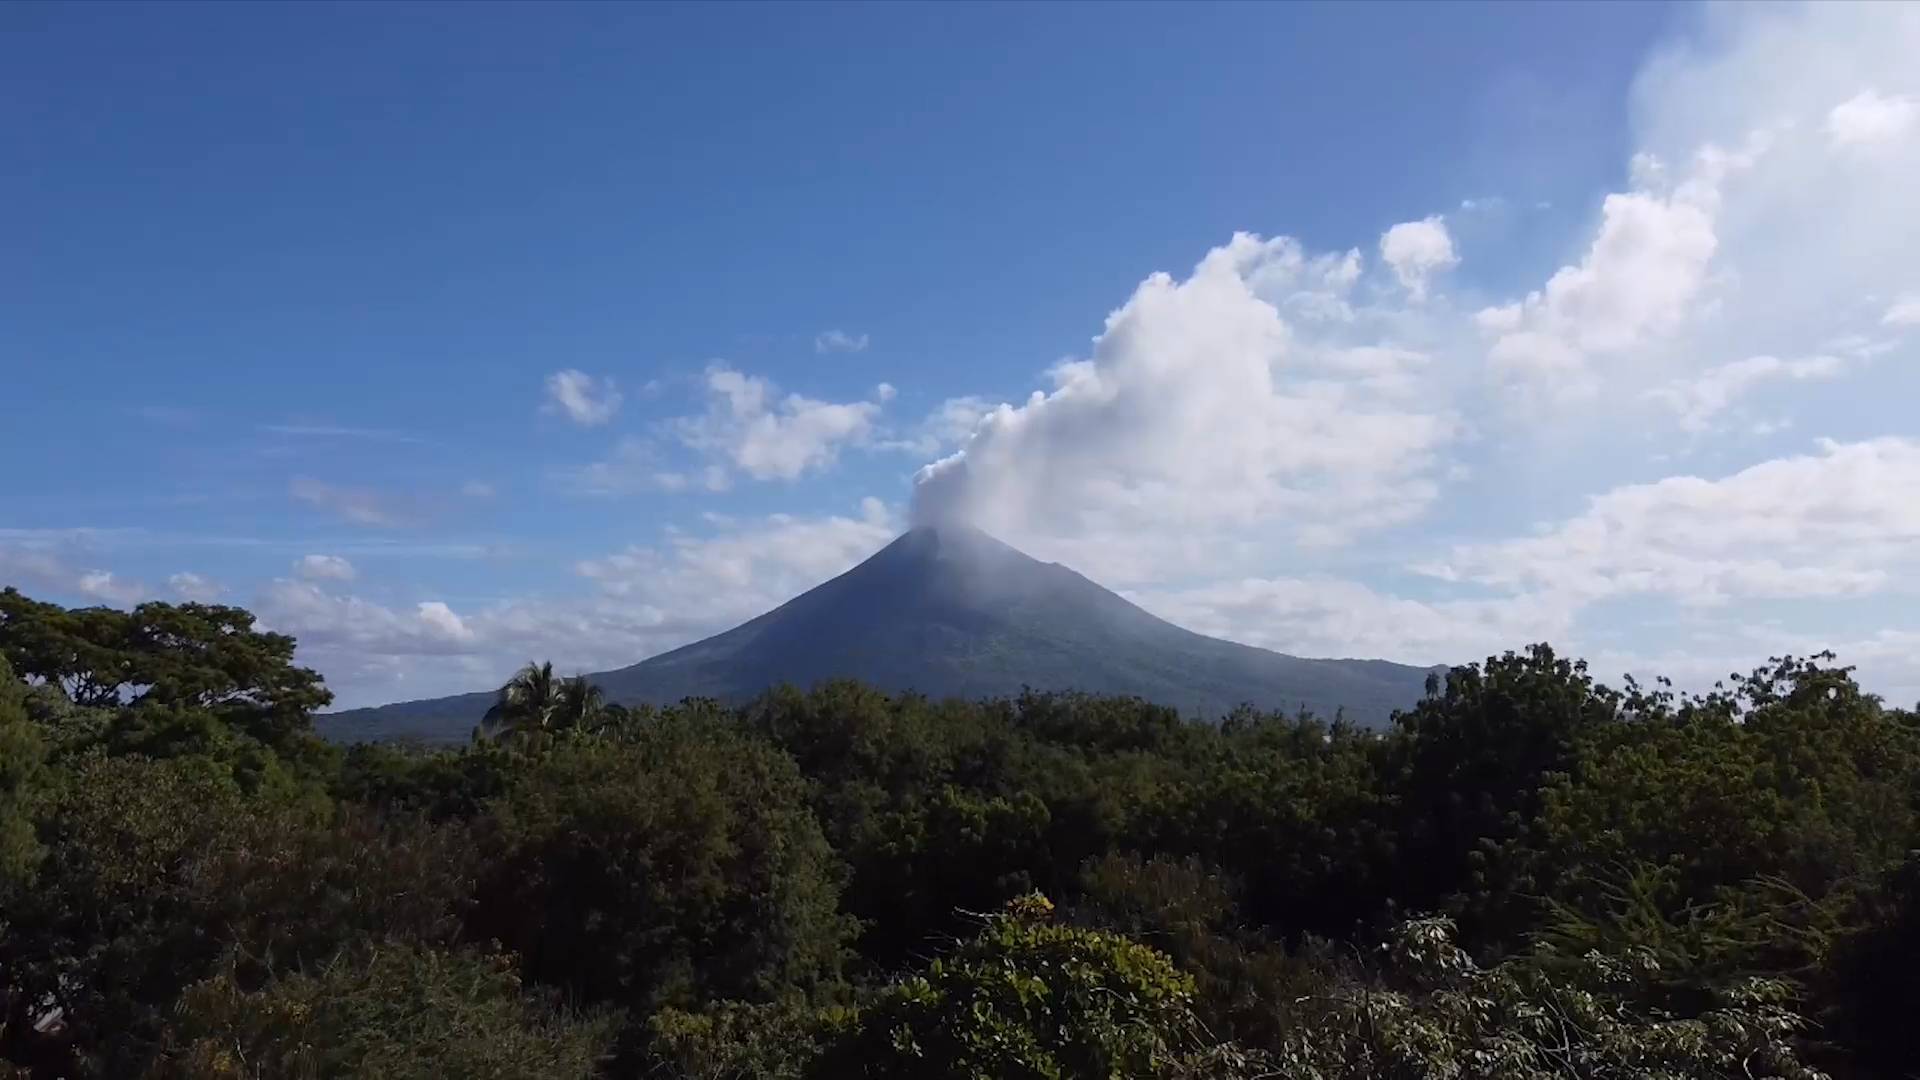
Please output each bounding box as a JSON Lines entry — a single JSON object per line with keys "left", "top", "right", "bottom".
{"left": 1388, "top": 645, "right": 1624, "bottom": 945}
{"left": 1071, "top": 853, "right": 1328, "bottom": 1049}
{"left": 1268, "top": 917, "right": 1827, "bottom": 1080}
{"left": 150, "top": 945, "right": 613, "bottom": 1079}
{"left": 0, "top": 657, "right": 46, "bottom": 894}
{"left": 466, "top": 717, "right": 855, "bottom": 1046}
{"left": 0, "top": 756, "right": 473, "bottom": 1077}
{"left": 815, "top": 894, "right": 1225, "bottom": 1080}
{"left": 480, "top": 662, "right": 606, "bottom": 741}
{"left": 0, "top": 589, "right": 331, "bottom": 743}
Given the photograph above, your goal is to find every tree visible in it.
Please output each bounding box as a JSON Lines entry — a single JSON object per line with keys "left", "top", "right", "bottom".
{"left": 1266, "top": 917, "right": 1828, "bottom": 1080}
{"left": 814, "top": 893, "right": 1227, "bottom": 1080}
{"left": 150, "top": 945, "right": 614, "bottom": 1079}
{"left": 480, "top": 662, "right": 606, "bottom": 741}
{"left": 0, "top": 589, "right": 331, "bottom": 739}
{"left": 552, "top": 673, "right": 607, "bottom": 734}
{"left": 1387, "top": 645, "right": 1624, "bottom": 945}
{"left": 465, "top": 717, "right": 855, "bottom": 1056}
{"left": 0, "top": 755, "right": 473, "bottom": 1077}
{"left": 0, "top": 657, "right": 46, "bottom": 894}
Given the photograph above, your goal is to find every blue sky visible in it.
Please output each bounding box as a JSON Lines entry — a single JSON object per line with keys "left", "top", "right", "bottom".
{"left": 7, "top": 1, "right": 1920, "bottom": 709}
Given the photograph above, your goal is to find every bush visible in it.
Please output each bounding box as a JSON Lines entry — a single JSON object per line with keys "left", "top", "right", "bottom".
{"left": 815, "top": 894, "right": 1219, "bottom": 1079}
{"left": 466, "top": 719, "right": 855, "bottom": 1015}
{"left": 150, "top": 944, "right": 613, "bottom": 1079}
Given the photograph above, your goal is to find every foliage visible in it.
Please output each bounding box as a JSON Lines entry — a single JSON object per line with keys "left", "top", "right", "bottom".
{"left": 480, "top": 660, "right": 609, "bottom": 743}
{"left": 1268, "top": 916, "right": 1828, "bottom": 1079}
{"left": 643, "top": 1000, "right": 844, "bottom": 1080}
{"left": 149, "top": 944, "right": 614, "bottom": 1079}
{"left": 1070, "top": 852, "right": 1329, "bottom": 1047}
{"left": 0, "top": 587, "right": 330, "bottom": 745}
{"left": 813, "top": 894, "right": 1217, "bottom": 1080}
{"left": 465, "top": 719, "right": 856, "bottom": 1019}
{"left": 0, "top": 657, "right": 46, "bottom": 894}
{"left": 2, "top": 587, "right": 1915, "bottom": 1078}
{"left": 0, "top": 753, "right": 473, "bottom": 1077}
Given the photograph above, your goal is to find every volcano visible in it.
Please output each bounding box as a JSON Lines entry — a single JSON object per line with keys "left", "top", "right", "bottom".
{"left": 318, "top": 525, "right": 1441, "bottom": 743}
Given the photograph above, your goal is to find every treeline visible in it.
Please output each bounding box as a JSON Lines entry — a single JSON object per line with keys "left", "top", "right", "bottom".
{"left": 2, "top": 584, "right": 1918, "bottom": 1078}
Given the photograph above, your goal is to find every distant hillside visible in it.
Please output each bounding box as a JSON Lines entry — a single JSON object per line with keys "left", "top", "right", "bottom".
{"left": 319, "top": 525, "right": 1443, "bottom": 743}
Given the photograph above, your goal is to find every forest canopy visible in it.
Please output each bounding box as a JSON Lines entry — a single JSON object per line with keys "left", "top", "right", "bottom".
{"left": 2, "top": 585, "right": 1917, "bottom": 1078}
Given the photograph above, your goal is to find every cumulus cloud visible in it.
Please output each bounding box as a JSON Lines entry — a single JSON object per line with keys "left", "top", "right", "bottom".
{"left": 295, "top": 554, "right": 357, "bottom": 582}
{"left": 261, "top": 500, "right": 899, "bottom": 708}
{"left": 910, "top": 232, "right": 1456, "bottom": 564}
{"left": 1480, "top": 140, "right": 1762, "bottom": 397}
{"left": 675, "top": 364, "right": 886, "bottom": 482}
{"left": 1826, "top": 89, "right": 1918, "bottom": 147}
{"left": 76, "top": 571, "right": 148, "bottom": 606}
{"left": 1644, "top": 353, "right": 1847, "bottom": 432}
{"left": 414, "top": 601, "right": 474, "bottom": 642}
{"left": 0, "top": 532, "right": 152, "bottom": 607}
{"left": 576, "top": 497, "right": 896, "bottom": 614}
{"left": 1419, "top": 438, "right": 1920, "bottom": 606}
{"left": 1378, "top": 216, "right": 1458, "bottom": 301}
{"left": 168, "top": 571, "right": 224, "bottom": 602}
{"left": 1886, "top": 295, "right": 1920, "bottom": 326}
{"left": 1135, "top": 577, "right": 1573, "bottom": 669}
{"left": 543, "top": 370, "right": 622, "bottom": 426}
{"left": 256, "top": 580, "right": 484, "bottom": 660}
{"left": 814, "top": 329, "right": 870, "bottom": 354}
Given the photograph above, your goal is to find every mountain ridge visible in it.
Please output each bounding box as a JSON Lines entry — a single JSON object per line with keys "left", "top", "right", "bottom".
{"left": 318, "top": 525, "right": 1443, "bottom": 743}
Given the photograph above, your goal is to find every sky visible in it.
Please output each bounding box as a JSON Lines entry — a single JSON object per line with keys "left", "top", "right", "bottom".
{"left": 6, "top": 1, "right": 1920, "bottom": 710}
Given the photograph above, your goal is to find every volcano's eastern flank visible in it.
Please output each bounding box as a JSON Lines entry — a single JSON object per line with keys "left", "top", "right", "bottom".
{"left": 319, "top": 525, "right": 1442, "bottom": 743}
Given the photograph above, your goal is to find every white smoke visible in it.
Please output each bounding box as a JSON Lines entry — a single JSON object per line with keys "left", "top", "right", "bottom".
{"left": 909, "top": 233, "right": 1456, "bottom": 567}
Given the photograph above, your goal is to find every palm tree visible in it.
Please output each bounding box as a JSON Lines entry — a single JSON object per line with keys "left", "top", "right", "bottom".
{"left": 551, "top": 674, "right": 607, "bottom": 734}
{"left": 480, "top": 661, "right": 607, "bottom": 741}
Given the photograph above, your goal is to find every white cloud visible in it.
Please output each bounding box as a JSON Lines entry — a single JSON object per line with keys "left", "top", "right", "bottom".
{"left": 461, "top": 480, "right": 495, "bottom": 498}
{"left": 880, "top": 395, "right": 995, "bottom": 457}
{"left": 295, "top": 554, "right": 357, "bottom": 582}
{"left": 1885, "top": 295, "right": 1920, "bottom": 326}
{"left": 1644, "top": 353, "right": 1847, "bottom": 433}
{"left": 675, "top": 364, "right": 885, "bottom": 482}
{"left": 168, "top": 571, "right": 224, "bottom": 602}
{"left": 256, "top": 580, "right": 485, "bottom": 660}
{"left": 1481, "top": 139, "right": 1761, "bottom": 397}
{"left": 815, "top": 329, "right": 871, "bottom": 354}
{"left": 874, "top": 382, "right": 897, "bottom": 402}
{"left": 1135, "top": 577, "right": 1573, "bottom": 669}
{"left": 0, "top": 534, "right": 152, "bottom": 608}
{"left": 414, "top": 601, "right": 474, "bottom": 642}
{"left": 1826, "top": 90, "right": 1918, "bottom": 147}
{"left": 576, "top": 497, "right": 896, "bottom": 616}
{"left": 289, "top": 478, "right": 408, "bottom": 528}
{"left": 76, "top": 570, "right": 147, "bottom": 606}
{"left": 1474, "top": 304, "right": 1523, "bottom": 333}
{"left": 1420, "top": 438, "right": 1920, "bottom": 606}
{"left": 542, "top": 369, "right": 623, "bottom": 426}
{"left": 262, "top": 500, "right": 900, "bottom": 708}
{"left": 1378, "top": 216, "right": 1458, "bottom": 301}
{"left": 910, "top": 232, "right": 1457, "bottom": 564}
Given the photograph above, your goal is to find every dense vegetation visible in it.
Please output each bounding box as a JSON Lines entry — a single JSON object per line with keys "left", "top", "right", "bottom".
{"left": 3, "top": 583, "right": 1918, "bottom": 1078}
